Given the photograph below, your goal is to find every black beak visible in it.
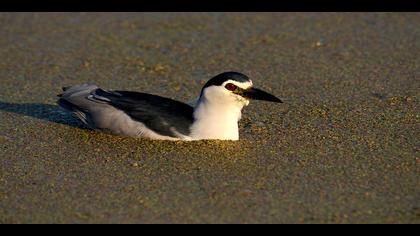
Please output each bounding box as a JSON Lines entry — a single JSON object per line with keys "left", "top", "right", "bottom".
{"left": 242, "top": 87, "right": 283, "bottom": 103}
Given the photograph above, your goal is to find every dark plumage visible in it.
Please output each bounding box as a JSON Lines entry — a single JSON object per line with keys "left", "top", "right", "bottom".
{"left": 91, "top": 89, "right": 194, "bottom": 137}
{"left": 200, "top": 72, "right": 251, "bottom": 96}
{"left": 56, "top": 71, "right": 282, "bottom": 140}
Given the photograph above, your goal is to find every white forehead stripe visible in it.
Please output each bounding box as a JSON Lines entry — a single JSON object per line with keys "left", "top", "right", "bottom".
{"left": 222, "top": 79, "right": 253, "bottom": 89}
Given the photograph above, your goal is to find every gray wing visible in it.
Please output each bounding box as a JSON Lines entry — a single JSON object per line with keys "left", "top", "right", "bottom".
{"left": 90, "top": 89, "right": 194, "bottom": 137}
{"left": 58, "top": 84, "right": 194, "bottom": 138}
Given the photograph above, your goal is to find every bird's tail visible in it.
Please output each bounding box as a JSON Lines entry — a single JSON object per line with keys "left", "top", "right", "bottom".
{"left": 57, "top": 84, "right": 98, "bottom": 98}
{"left": 57, "top": 86, "right": 71, "bottom": 97}
{"left": 57, "top": 84, "right": 99, "bottom": 127}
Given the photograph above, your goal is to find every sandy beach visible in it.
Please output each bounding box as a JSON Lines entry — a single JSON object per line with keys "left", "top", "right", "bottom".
{"left": 0, "top": 12, "right": 419, "bottom": 223}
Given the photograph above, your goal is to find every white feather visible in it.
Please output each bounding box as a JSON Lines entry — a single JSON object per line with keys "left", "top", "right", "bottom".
{"left": 189, "top": 80, "right": 251, "bottom": 140}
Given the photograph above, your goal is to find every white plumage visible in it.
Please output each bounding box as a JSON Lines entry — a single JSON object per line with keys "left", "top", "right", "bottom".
{"left": 58, "top": 72, "right": 282, "bottom": 141}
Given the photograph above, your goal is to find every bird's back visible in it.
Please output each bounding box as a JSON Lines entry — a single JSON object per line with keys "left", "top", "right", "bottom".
{"left": 58, "top": 84, "right": 194, "bottom": 140}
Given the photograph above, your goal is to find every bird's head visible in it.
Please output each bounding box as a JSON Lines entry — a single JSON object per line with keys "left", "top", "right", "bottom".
{"left": 199, "top": 72, "right": 282, "bottom": 109}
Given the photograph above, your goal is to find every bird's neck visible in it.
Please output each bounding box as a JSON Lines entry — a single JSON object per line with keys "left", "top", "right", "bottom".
{"left": 189, "top": 97, "right": 243, "bottom": 140}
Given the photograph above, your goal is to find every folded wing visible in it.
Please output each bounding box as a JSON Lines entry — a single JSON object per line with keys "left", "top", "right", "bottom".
{"left": 89, "top": 89, "right": 194, "bottom": 138}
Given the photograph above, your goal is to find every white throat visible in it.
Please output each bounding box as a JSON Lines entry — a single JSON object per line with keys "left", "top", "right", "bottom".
{"left": 188, "top": 79, "right": 252, "bottom": 140}
{"left": 189, "top": 96, "right": 244, "bottom": 140}
{"left": 190, "top": 98, "right": 242, "bottom": 140}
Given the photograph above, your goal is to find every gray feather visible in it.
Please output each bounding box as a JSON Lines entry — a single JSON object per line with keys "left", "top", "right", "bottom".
{"left": 57, "top": 84, "right": 194, "bottom": 139}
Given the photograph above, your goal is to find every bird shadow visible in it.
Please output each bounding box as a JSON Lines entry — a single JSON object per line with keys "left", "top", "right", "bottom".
{"left": 0, "top": 101, "right": 86, "bottom": 129}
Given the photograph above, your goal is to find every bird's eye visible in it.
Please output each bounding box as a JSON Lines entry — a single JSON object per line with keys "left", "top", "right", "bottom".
{"left": 225, "top": 83, "right": 237, "bottom": 91}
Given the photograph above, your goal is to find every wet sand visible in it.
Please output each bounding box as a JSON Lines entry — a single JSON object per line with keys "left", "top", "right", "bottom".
{"left": 0, "top": 13, "right": 419, "bottom": 223}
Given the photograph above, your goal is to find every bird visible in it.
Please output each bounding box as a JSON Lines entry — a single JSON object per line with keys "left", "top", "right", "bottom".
{"left": 57, "top": 71, "right": 282, "bottom": 141}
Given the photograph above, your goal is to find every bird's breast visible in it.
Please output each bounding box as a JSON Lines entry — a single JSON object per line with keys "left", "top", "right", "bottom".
{"left": 189, "top": 103, "right": 241, "bottom": 140}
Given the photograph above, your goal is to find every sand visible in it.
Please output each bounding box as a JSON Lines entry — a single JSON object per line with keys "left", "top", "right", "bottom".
{"left": 0, "top": 12, "right": 419, "bottom": 223}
